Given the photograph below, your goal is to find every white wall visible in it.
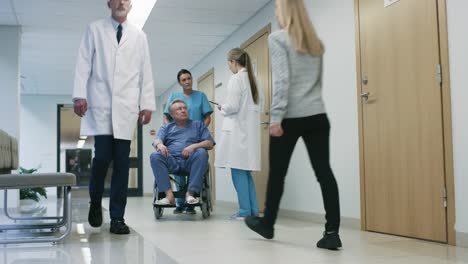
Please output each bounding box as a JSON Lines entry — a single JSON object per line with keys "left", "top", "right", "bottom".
{"left": 158, "top": 0, "right": 361, "bottom": 219}
{"left": 20, "top": 95, "right": 70, "bottom": 173}
{"left": 20, "top": 95, "right": 72, "bottom": 198}
{"left": 0, "top": 25, "right": 21, "bottom": 208}
{"left": 285, "top": 0, "right": 360, "bottom": 219}
{"left": 0, "top": 26, "right": 21, "bottom": 138}
{"left": 446, "top": 0, "right": 468, "bottom": 234}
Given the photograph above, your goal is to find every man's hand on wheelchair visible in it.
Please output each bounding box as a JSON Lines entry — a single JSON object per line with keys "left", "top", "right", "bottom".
{"left": 182, "top": 145, "right": 196, "bottom": 158}
{"left": 157, "top": 144, "right": 169, "bottom": 157}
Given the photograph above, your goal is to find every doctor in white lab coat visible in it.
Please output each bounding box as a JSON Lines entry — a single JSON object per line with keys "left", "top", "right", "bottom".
{"left": 215, "top": 48, "right": 263, "bottom": 219}
{"left": 72, "top": 0, "right": 155, "bottom": 235}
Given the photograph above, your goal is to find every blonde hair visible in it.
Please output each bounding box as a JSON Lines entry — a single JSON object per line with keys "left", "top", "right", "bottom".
{"left": 227, "top": 48, "right": 259, "bottom": 104}
{"left": 276, "top": 0, "right": 324, "bottom": 56}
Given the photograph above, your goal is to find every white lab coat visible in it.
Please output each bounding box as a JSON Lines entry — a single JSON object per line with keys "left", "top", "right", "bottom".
{"left": 215, "top": 69, "right": 263, "bottom": 171}
{"left": 73, "top": 18, "right": 156, "bottom": 140}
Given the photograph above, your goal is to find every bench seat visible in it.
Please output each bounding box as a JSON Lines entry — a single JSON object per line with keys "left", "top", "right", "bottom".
{"left": 0, "top": 129, "right": 76, "bottom": 244}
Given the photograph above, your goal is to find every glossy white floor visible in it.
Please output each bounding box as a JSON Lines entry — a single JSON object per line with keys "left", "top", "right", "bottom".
{"left": 1, "top": 190, "right": 468, "bottom": 264}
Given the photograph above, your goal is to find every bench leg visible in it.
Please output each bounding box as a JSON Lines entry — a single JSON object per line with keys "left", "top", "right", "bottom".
{"left": 0, "top": 186, "right": 73, "bottom": 244}
{"left": 3, "top": 189, "right": 64, "bottom": 222}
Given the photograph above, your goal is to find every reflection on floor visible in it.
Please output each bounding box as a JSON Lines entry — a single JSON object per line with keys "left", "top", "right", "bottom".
{"left": 1, "top": 189, "right": 467, "bottom": 264}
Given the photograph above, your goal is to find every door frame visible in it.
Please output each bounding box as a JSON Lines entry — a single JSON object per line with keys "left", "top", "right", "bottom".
{"left": 240, "top": 24, "right": 272, "bottom": 99}
{"left": 354, "top": 0, "right": 456, "bottom": 245}
{"left": 240, "top": 24, "right": 272, "bottom": 211}
{"left": 241, "top": 24, "right": 271, "bottom": 53}
{"left": 198, "top": 68, "right": 214, "bottom": 87}
{"left": 197, "top": 68, "right": 216, "bottom": 204}
{"left": 56, "top": 104, "right": 144, "bottom": 197}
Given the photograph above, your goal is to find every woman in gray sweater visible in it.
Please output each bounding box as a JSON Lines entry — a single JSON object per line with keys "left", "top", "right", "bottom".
{"left": 245, "top": 0, "right": 342, "bottom": 250}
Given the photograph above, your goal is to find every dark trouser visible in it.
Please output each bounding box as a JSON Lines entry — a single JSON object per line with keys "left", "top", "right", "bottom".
{"left": 263, "top": 114, "right": 341, "bottom": 232}
{"left": 90, "top": 135, "right": 131, "bottom": 220}
{"left": 174, "top": 175, "right": 187, "bottom": 207}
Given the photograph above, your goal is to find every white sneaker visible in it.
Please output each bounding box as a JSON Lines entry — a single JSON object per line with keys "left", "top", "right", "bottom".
{"left": 229, "top": 213, "right": 245, "bottom": 220}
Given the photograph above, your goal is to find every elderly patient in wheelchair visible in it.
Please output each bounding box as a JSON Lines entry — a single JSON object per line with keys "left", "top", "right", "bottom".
{"left": 150, "top": 99, "right": 214, "bottom": 206}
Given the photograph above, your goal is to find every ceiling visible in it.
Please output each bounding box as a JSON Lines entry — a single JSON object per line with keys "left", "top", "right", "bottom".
{"left": 1, "top": 0, "right": 271, "bottom": 96}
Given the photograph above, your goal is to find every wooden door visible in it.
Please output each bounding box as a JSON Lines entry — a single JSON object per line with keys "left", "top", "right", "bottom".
{"left": 357, "top": 0, "right": 447, "bottom": 241}
{"left": 241, "top": 25, "right": 271, "bottom": 212}
{"left": 198, "top": 69, "right": 216, "bottom": 205}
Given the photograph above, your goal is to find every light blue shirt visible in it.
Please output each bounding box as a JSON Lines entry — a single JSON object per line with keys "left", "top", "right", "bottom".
{"left": 164, "top": 90, "right": 213, "bottom": 122}
{"left": 110, "top": 17, "right": 127, "bottom": 32}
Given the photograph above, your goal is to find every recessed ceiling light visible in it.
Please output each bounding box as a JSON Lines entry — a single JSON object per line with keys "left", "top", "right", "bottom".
{"left": 76, "top": 139, "right": 86, "bottom": 149}
{"left": 128, "top": 0, "right": 158, "bottom": 29}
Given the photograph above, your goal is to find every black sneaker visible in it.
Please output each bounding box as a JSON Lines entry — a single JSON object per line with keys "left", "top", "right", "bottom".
{"left": 184, "top": 207, "right": 196, "bottom": 215}
{"left": 110, "top": 219, "right": 130, "bottom": 235}
{"left": 316, "top": 231, "right": 342, "bottom": 250}
{"left": 173, "top": 207, "right": 184, "bottom": 214}
{"left": 88, "top": 203, "right": 102, "bottom": 227}
{"left": 244, "top": 216, "right": 274, "bottom": 239}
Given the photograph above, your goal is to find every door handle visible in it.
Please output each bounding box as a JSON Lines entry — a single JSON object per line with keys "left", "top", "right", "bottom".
{"left": 361, "top": 92, "right": 370, "bottom": 101}
{"left": 261, "top": 122, "right": 270, "bottom": 125}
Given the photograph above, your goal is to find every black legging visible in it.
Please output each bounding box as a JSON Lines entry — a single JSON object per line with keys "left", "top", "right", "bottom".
{"left": 263, "top": 113, "right": 341, "bottom": 232}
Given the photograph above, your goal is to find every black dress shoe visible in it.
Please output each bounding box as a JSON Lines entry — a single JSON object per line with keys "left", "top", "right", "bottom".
{"left": 110, "top": 219, "right": 130, "bottom": 235}
{"left": 88, "top": 203, "right": 103, "bottom": 227}
{"left": 184, "top": 206, "right": 196, "bottom": 215}
{"left": 316, "top": 231, "right": 342, "bottom": 250}
{"left": 173, "top": 207, "right": 184, "bottom": 214}
{"left": 244, "top": 216, "right": 274, "bottom": 239}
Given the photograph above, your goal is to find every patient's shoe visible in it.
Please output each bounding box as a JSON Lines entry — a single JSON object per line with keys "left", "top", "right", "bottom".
{"left": 155, "top": 197, "right": 175, "bottom": 206}
{"left": 244, "top": 216, "right": 274, "bottom": 239}
{"left": 316, "top": 231, "right": 342, "bottom": 250}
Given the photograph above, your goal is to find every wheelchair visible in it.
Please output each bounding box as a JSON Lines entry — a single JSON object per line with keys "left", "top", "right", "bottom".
{"left": 152, "top": 165, "right": 213, "bottom": 219}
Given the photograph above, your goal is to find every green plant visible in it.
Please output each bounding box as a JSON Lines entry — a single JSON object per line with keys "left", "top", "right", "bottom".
{"left": 19, "top": 166, "right": 47, "bottom": 202}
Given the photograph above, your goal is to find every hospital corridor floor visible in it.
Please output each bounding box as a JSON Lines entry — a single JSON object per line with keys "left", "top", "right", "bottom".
{"left": 1, "top": 190, "right": 467, "bottom": 264}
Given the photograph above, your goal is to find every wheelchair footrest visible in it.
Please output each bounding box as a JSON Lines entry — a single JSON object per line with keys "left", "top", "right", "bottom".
{"left": 152, "top": 201, "right": 202, "bottom": 207}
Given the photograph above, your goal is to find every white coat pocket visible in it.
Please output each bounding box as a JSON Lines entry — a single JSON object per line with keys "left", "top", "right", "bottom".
{"left": 222, "top": 117, "right": 235, "bottom": 131}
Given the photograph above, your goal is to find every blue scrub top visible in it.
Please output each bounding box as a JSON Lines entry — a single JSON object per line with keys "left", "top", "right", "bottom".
{"left": 164, "top": 90, "right": 213, "bottom": 122}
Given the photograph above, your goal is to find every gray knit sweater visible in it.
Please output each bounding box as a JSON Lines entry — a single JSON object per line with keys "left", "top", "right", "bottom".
{"left": 269, "top": 30, "right": 325, "bottom": 124}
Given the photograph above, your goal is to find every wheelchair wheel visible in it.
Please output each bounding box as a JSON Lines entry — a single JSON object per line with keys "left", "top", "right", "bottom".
{"left": 201, "top": 202, "right": 209, "bottom": 219}
{"left": 201, "top": 186, "right": 211, "bottom": 218}
{"left": 205, "top": 166, "right": 213, "bottom": 212}
{"left": 154, "top": 206, "right": 164, "bottom": 219}
{"left": 206, "top": 187, "right": 212, "bottom": 212}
